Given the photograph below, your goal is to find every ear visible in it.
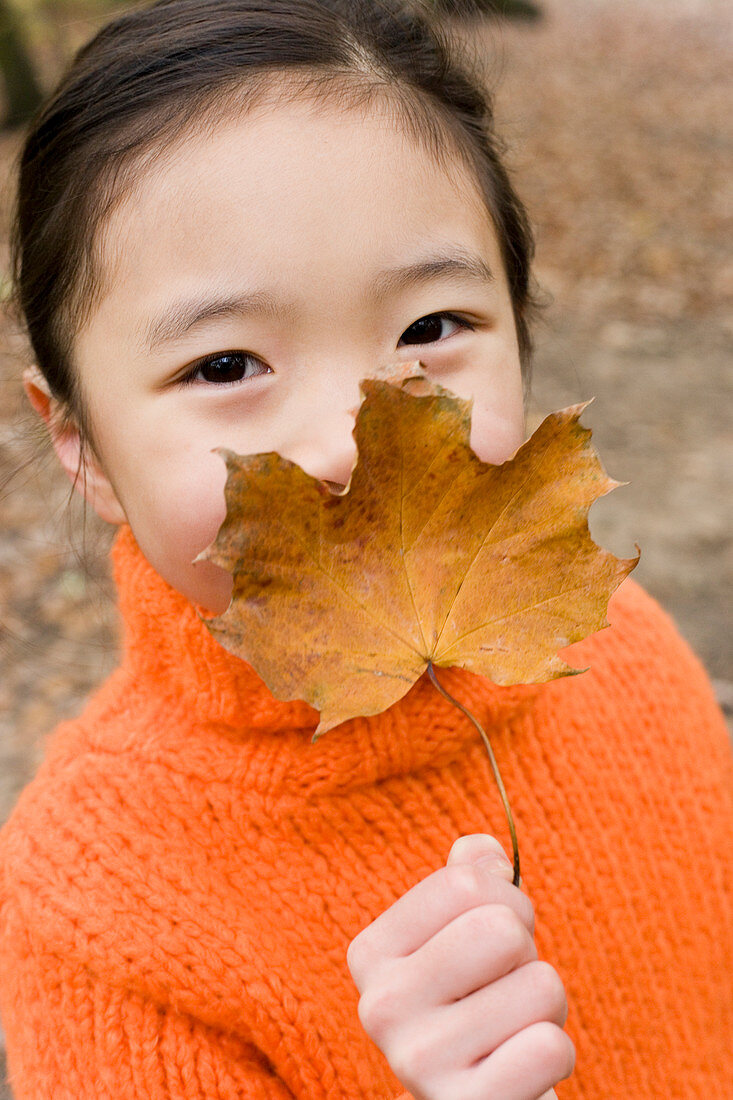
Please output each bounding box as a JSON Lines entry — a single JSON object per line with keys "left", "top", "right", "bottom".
{"left": 23, "top": 365, "right": 127, "bottom": 525}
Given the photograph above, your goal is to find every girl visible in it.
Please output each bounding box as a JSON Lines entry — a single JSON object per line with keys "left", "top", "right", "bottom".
{"left": 1, "top": 1, "right": 730, "bottom": 1098}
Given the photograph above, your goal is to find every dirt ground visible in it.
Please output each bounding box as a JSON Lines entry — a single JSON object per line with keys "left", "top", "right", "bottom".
{"left": 0, "top": 0, "right": 731, "bottom": 1091}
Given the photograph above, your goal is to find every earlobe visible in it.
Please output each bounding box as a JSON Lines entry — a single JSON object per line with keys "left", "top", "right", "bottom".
{"left": 23, "top": 365, "right": 128, "bottom": 526}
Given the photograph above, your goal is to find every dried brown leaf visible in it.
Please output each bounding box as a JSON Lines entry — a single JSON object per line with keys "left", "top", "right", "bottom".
{"left": 201, "top": 377, "right": 637, "bottom": 734}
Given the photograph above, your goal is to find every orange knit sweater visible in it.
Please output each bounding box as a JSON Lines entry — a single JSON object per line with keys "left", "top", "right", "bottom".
{"left": 0, "top": 525, "right": 731, "bottom": 1099}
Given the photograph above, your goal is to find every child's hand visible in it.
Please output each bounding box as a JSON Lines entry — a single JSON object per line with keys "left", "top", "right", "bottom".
{"left": 347, "top": 834, "right": 574, "bottom": 1100}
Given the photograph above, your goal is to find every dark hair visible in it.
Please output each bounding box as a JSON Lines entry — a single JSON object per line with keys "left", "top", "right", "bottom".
{"left": 12, "top": 0, "right": 538, "bottom": 430}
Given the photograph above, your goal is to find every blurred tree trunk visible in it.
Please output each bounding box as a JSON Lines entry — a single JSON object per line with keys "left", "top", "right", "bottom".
{"left": 0, "top": 0, "right": 43, "bottom": 128}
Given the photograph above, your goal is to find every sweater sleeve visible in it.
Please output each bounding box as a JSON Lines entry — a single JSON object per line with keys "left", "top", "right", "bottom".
{"left": 545, "top": 580, "right": 733, "bottom": 1099}
{"left": 1, "top": 949, "right": 294, "bottom": 1100}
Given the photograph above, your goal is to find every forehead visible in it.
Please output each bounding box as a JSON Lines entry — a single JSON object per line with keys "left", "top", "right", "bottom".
{"left": 87, "top": 92, "right": 500, "bottom": 331}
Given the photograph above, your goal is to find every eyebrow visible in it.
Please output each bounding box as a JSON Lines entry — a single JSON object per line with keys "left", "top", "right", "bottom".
{"left": 142, "top": 248, "right": 495, "bottom": 351}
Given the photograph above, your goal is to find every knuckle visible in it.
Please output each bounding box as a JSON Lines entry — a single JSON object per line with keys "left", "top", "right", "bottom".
{"left": 346, "top": 936, "right": 360, "bottom": 975}
{"left": 528, "top": 961, "right": 569, "bottom": 1024}
{"left": 455, "top": 903, "right": 533, "bottom": 974}
{"left": 457, "top": 902, "right": 494, "bottom": 941}
{"left": 485, "top": 903, "right": 531, "bottom": 959}
{"left": 521, "top": 893, "right": 536, "bottom": 938}
{"left": 442, "top": 864, "right": 536, "bottom": 940}
{"left": 357, "top": 977, "right": 403, "bottom": 1043}
{"left": 531, "top": 1021, "right": 576, "bottom": 1081}
{"left": 389, "top": 1022, "right": 441, "bottom": 1085}
{"left": 443, "top": 863, "right": 486, "bottom": 909}
{"left": 346, "top": 932, "right": 371, "bottom": 985}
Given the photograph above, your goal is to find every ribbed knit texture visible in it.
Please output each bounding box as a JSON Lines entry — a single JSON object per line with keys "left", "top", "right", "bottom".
{"left": 0, "top": 524, "right": 731, "bottom": 1099}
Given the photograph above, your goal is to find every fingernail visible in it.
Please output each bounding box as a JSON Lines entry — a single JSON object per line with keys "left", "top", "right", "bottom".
{"left": 476, "top": 856, "right": 515, "bottom": 881}
{"left": 475, "top": 843, "right": 511, "bottom": 867}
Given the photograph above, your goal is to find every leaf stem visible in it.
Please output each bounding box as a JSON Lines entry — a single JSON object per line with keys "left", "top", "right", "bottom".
{"left": 426, "top": 662, "right": 520, "bottom": 888}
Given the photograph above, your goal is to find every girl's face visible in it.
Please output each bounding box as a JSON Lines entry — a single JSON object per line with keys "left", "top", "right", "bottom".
{"left": 50, "top": 96, "right": 525, "bottom": 612}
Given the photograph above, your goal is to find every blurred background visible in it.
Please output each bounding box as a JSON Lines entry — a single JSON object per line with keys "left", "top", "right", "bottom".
{"left": 0, "top": 0, "right": 731, "bottom": 1091}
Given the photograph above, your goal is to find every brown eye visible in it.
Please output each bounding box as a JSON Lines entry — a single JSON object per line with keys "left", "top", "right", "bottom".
{"left": 189, "top": 352, "right": 271, "bottom": 385}
{"left": 399, "top": 313, "right": 471, "bottom": 346}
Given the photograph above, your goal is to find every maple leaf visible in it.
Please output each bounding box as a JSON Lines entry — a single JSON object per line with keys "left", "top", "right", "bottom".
{"left": 200, "top": 375, "right": 638, "bottom": 737}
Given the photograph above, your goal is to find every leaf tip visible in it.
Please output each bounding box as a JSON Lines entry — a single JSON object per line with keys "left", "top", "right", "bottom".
{"left": 563, "top": 397, "right": 595, "bottom": 423}
{"left": 210, "top": 445, "right": 239, "bottom": 467}
{"left": 192, "top": 534, "right": 229, "bottom": 572}
{"left": 567, "top": 664, "right": 590, "bottom": 678}
{"left": 614, "top": 543, "right": 641, "bottom": 581}
{"left": 312, "top": 713, "right": 340, "bottom": 739}
{"left": 362, "top": 360, "right": 427, "bottom": 394}
{"left": 623, "top": 544, "right": 642, "bottom": 577}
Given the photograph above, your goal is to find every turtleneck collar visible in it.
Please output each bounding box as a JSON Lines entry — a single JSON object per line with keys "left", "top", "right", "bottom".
{"left": 111, "top": 525, "right": 537, "bottom": 795}
{"left": 113, "top": 525, "right": 318, "bottom": 734}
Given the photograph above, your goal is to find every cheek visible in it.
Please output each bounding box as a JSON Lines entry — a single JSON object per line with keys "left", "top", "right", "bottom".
{"left": 119, "top": 448, "right": 228, "bottom": 565}
{"left": 126, "top": 456, "right": 234, "bottom": 614}
{"left": 161, "top": 453, "right": 229, "bottom": 556}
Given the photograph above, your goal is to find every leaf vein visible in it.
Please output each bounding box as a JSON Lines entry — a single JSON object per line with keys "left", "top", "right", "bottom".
{"left": 400, "top": 436, "right": 428, "bottom": 654}
{"left": 244, "top": 481, "right": 419, "bottom": 654}
{"left": 433, "top": 437, "right": 556, "bottom": 651}
{"left": 434, "top": 575, "right": 590, "bottom": 659}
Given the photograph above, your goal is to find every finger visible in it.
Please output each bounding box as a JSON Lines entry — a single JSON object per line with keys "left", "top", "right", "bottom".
{"left": 446, "top": 833, "right": 511, "bottom": 867}
{"left": 466, "top": 1022, "right": 575, "bottom": 1100}
{"left": 433, "top": 960, "right": 568, "bottom": 1067}
{"left": 347, "top": 863, "right": 534, "bottom": 989}
{"left": 447, "top": 833, "right": 524, "bottom": 891}
{"left": 402, "top": 903, "right": 537, "bottom": 1008}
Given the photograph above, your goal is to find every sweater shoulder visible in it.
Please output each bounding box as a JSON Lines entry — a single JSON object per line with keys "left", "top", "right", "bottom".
{"left": 0, "top": 665, "right": 228, "bottom": 946}
{"left": 544, "top": 576, "right": 731, "bottom": 783}
{"left": 0, "top": 683, "right": 264, "bottom": 1026}
{"left": 568, "top": 575, "right": 723, "bottom": 708}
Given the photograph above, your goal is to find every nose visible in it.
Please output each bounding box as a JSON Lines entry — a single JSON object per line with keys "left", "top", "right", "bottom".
{"left": 278, "top": 359, "right": 425, "bottom": 490}
{"left": 287, "top": 403, "right": 359, "bottom": 491}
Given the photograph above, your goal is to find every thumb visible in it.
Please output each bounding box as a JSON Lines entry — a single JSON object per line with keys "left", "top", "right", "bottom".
{"left": 446, "top": 833, "right": 515, "bottom": 883}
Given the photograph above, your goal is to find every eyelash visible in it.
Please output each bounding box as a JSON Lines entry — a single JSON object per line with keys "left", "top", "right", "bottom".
{"left": 399, "top": 311, "right": 475, "bottom": 345}
{"left": 179, "top": 351, "right": 268, "bottom": 387}
{"left": 179, "top": 311, "right": 475, "bottom": 386}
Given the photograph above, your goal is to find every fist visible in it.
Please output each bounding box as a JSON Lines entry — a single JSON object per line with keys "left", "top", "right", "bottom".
{"left": 347, "top": 834, "right": 574, "bottom": 1100}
